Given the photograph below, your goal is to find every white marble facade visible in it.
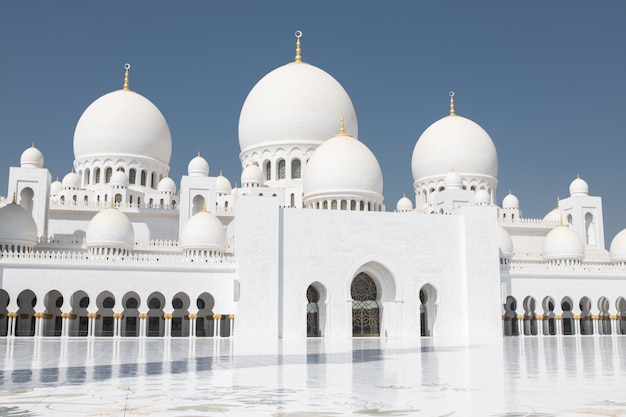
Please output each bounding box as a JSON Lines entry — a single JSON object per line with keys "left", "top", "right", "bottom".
{"left": 1, "top": 34, "right": 626, "bottom": 343}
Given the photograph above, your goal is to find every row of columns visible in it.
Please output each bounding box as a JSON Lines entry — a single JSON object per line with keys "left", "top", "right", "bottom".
{"left": 504, "top": 314, "right": 626, "bottom": 336}
{"left": 3, "top": 312, "right": 235, "bottom": 338}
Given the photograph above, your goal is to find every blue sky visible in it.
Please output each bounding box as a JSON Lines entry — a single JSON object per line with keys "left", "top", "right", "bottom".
{"left": 1, "top": 1, "right": 625, "bottom": 244}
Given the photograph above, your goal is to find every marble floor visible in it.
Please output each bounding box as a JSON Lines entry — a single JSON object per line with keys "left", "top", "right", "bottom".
{"left": 1, "top": 335, "right": 626, "bottom": 416}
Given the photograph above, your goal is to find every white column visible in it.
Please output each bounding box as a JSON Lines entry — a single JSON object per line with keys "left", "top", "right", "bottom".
{"left": 189, "top": 314, "right": 196, "bottom": 337}
{"left": 164, "top": 314, "right": 172, "bottom": 338}
{"left": 229, "top": 314, "right": 234, "bottom": 337}
{"left": 7, "top": 312, "right": 16, "bottom": 337}
{"left": 213, "top": 314, "right": 221, "bottom": 338}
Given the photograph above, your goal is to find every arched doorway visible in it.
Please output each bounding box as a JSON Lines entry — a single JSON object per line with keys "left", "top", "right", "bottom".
{"left": 306, "top": 285, "right": 320, "bottom": 337}
{"left": 122, "top": 292, "right": 140, "bottom": 337}
{"left": 419, "top": 284, "right": 437, "bottom": 337}
{"left": 70, "top": 291, "right": 90, "bottom": 337}
{"left": 16, "top": 290, "right": 36, "bottom": 336}
{"left": 598, "top": 297, "right": 611, "bottom": 335}
{"left": 147, "top": 292, "right": 165, "bottom": 337}
{"left": 561, "top": 297, "right": 575, "bottom": 335}
{"left": 43, "top": 290, "right": 63, "bottom": 336}
{"left": 351, "top": 273, "right": 380, "bottom": 337}
{"left": 523, "top": 296, "right": 537, "bottom": 336}
{"left": 196, "top": 293, "right": 215, "bottom": 337}
{"left": 542, "top": 296, "right": 556, "bottom": 335}
{"left": 617, "top": 297, "right": 626, "bottom": 335}
{"left": 503, "top": 296, "right": 518, "bottom": 336}
{"left": 579, "top": 296, "right": 593, "bottom": 335}
{"left": 96, "top": 292, "right": 115, "bottom": 337}
{"left": 171, "top": 292, "right": 190, "bottom": 337}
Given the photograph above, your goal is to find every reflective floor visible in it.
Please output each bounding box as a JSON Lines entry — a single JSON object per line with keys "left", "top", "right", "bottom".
{"left": 1, "top": 335, "right": 626, "bottom": 416}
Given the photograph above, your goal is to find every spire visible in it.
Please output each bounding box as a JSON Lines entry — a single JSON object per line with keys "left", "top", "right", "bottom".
{"left": 11, "top": 192, "right": 17, "bottom": 204}
{"left": 449, "top": 91, "right": 456, "bottom": 116}
{"left": 335, "top": 116, "right": 351, "bottom": 137}
{"left": 294, "top": 30, "right": 303, "bottom": 63}
{"left": 123, "top": 63, "right": 131, "bottom": 90}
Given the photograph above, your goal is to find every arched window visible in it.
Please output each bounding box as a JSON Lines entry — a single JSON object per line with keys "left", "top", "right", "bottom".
{"left": 561, "top": 297, "right": 575, "bottom": 335}
{"left": 291, "top": 159, "right": 301, "bottom": 179}
{"left": 503, "top": 296, "right": 518, "bottom": 336}
{"left": 585, "top": 212, "right": 596, "bottom": 245}
{"left": 265, "top": 161, "right": 271, "bottom": 181}
{"left": 140, "top": 170, "right": 147, "bottom": 186}
{"left": 277, "top": 160, "right": 286, "bottom": 180}
{"left": 115, "top": 194, "right": 122, "bottom": 204}
{"left": 419, "top": 284, "right": 437, "bottom": 337}
{"left": 105, "top": 167, "right": 113, "bottom": 183}
{"left": 351, "top": 273, "right": 379, "bottom": 336}
{"left": 95, "top": 168, "right": 101, "bottom": 184}
{"left": 129, "top": 169, "right": 136, "bottom": 185}
{"left": 85, "top": 168, "right": 90, "bottom": 185}
{"left": 151, "top": 172, "right": 156, "bottom": 188}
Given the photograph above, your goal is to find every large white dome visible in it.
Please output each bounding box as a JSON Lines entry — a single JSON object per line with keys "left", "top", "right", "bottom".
{"left": 0, "top": 202, "right": 38, "bottom": 248}
{"left": 238, "top": 62, "right": 357, "bottom": 154}
{"left": 542, "top": 225, "right": 584, "bottom": 261}
{"left": 20, "top": 145, "right": 44, "bottom": 169}
{"left": 74, "top": 89, "right": 172, "bottom": 165}
{"left": 610, "top": 229, "right": 626, "bottom": 262}
{"left": 86, "top": 207, "right": 135, "bottom": 251}
{"left": 180, "top": 211, "right": 227, "bottom": 253}
{"left": 412, "top": 114, "right": 498, "bottom": 183}
{"left": 303, "top": 131, "right": 383, "bottom": 203}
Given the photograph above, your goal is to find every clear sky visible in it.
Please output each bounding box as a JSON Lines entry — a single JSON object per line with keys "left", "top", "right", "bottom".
{"left": 1, "top": 1, "right": 625, "bottom": 244}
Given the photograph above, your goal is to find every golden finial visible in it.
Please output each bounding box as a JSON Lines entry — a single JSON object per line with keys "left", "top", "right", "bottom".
{"left": 219, "top": 170, "right": 223, "bottom": 176}
{"left": 31, "top": 142, "right": 35, "bottom": 148}
{"left": 11, "top": 192, "right": 17, "bottom": 204}
{"left": 202, "top": 199, "right": 207, "bottom": 212}
{"left": 449, "top": 91, "right": 456, "bottom": 115}
{"left": 123, "top": 63, "right": 131, "bottom": 90}
{"left": 339, "top": 116, "right": 345, "bottom": 134}
{"left": 109, "top": 198, "right": 115, "bottom": 209}
{"left": 197, "top": 151, "right": 201, "bottom": 157}
{"left": 294, "top": 31, "right": 303, "bottom": 63}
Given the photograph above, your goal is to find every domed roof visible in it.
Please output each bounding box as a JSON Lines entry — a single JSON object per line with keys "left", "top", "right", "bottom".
{"left": 158, "top": 177, "right": 176, "bottom": 194}
{"left": 396, "top": 195, "right": 413, "bottom": 212}
{"left": 20, "top": 145, "right": 44, "bottom": 169}
{"left": 543, "top": 225, "right": 584, "bottom": 261}
{"left": 412, "top": 101, "right": 498, "bottom": 184}
{"left": 610, "top": 229, "right": 626, "bottom": 262}
{"left": 62, "top": 171, "right": 81, "bottom": 189}
{"left": 74, "top": 86, "right": 172, "bottom": 165}
{"left": 180, "top": 211, "right": 227, "bottom": 252}
{"left": 215, "top": 173, "right": 232, "bottom": 195}
{"left": 86, "top": 207, "right": 135, "bottom": 251}
{"left": 50, "top": 179, "right": 63, "bottom": 195}
{"left": 475, "top": 188, "right": 490, "bottom": 205}
{"left": 188, "top": 153, "right": 209, "bottom": 177}
{"left": 241, "top": 163, "right": 264, "bottom": 186}
{"left": 239, "top": 37, "right": 357, "bottom": 154}
{"left": 110, "top": 170, "right": 129, "bottom": 188}
{"left": 498, "top": 226, "right": 514, "bottom": 258}
{"left": 0, "top": 202, "right": 38, "bottom": 247}
{"left": 543, "top": 207, "right": 560, "bottom": 223}
{"left": 502, "top": 192, "right": 519, "bottom": 209}
{"left": 444, "top": 169, "right": 463, "bottom": 190}
{"left": 303, "top": 128, "right": 383, "bottom": 200}
{"left": 569, "top": 176, "right": 589, "bottom": 197}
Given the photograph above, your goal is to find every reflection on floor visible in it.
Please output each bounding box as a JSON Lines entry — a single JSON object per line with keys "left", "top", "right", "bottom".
{"left": 1, "top": 336, "right": 626, "bottom": 416}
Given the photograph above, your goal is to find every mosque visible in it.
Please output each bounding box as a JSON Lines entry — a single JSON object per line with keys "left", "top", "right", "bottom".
{"left": 1, "top": 33, "right": 625, "bottom": 342}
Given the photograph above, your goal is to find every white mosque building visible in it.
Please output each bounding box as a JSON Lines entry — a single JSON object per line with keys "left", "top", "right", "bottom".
{"left": 1, "top": 33, "right": 625, "bottom": 342}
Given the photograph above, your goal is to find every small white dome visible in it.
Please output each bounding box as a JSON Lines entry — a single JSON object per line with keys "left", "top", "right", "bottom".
{"left": 62, "top": 171, "right": 81, "bottom": 189}
{"left": 215, "top": 173, "right": 232, "bottom": 195}
{"left": 86, "top": 207, "right": 135, "bottom": 251}
{"left": 158, "top": 177, "right": 176, "bottom": 194}
{"left": 74, "top": 89, "right": 172, "bottom": 165}
{"left": 569, "top": 176, "right": 589, "bottom": 197}
{"left": 543, "top": 207, "right": 561, "bottom": 223}
{"left": 475, "top": 188, "right": 490, "bottom": 205}
{"left": 610, "top": 229, "right": 626, "bottom": 262}
{"left": 498, "top": 226, "right": 514, "bottom": 258}
{"left": 303, "top": 133, "right": 383, "bottom": 202}
{"left": 188, "top": 154, "right": 209, "bottom": 177}
{"left": 412, "top": 114, "right": 498, "bottom": 183}
{"left": 180, "top": 211, "right": 227, "bottom": 252}
{"left": 241, "top": 163, "right": 264, "bottom": 186}
{"left": 444, "top": 169, "right": 463, "bottom": 190}
{"left": 110, "top": 170, "right": 129, "bottom": 188}
{"left": 396, "top": 195, "right": 413, "bottom": 212}
{"left": 502, "top": 192, "right": 519, "bottom": 209}
{"left": 0, "top": 202, "right": 38, "bottom": 247}
{"left": 20, "top": 145, "right": 44, "bottom": 169}
{"left": 239, "top": 62, "right": 357, "bottom": 154}
{"left": 50, "top": 179, "right": 63, "bottom": 195}
{"left": 543, "top": 225, "right": 584, "bottom": 261}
